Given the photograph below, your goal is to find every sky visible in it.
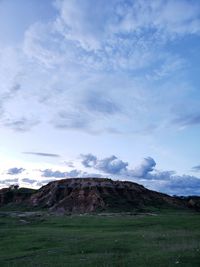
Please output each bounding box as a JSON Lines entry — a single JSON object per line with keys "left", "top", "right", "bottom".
{"left": 0, "top": 0, "right": 200, "bottom": 195}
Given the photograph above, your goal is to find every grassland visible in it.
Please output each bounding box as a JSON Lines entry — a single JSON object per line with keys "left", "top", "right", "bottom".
{"left": 0, "top": 211, "right": 200, "bottom": 267}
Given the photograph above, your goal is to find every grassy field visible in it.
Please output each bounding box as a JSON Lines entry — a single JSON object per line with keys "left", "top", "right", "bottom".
{"left": 0, "top": 211, "right": 200, "bottom": 267}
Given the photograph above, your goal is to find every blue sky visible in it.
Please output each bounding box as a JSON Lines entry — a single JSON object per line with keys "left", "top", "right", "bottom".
{"left": 0, "top": 0, "right": 200, "bottom": 195}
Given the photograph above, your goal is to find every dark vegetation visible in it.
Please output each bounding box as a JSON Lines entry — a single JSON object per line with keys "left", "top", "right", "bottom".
{"left": 0, "top": 185, "right": 37, "bottom": 210}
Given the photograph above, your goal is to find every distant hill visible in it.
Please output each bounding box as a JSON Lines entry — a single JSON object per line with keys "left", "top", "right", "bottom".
{"left": 1, "top": 178, "right": 200, "bottom": 213}
{"left": 0, "top": 185, "right": 36, "bottom": 208}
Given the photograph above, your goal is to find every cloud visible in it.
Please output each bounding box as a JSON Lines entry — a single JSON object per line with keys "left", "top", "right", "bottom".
{"left": 36, "top": 178, "right": 57, "bottom": 187}
{"left": 79, "top": 154, "right": 200, "bottom": 195}
{"left": 22, "top": 0, "right": 200, "bottom": 75}
{"left": 130, "top": 157, "right": 156, "bottom": 178}
{"left": 153, "top": 174, "right": 200, "bottom": 196}
{"left": 0, "top": 47, "right": 22, "bottom": 108}
{"left": 54, "top": 0, "right": 114, "bottom": 51}
{"left": 81, "top": 154, "right": 156, "bottom": 177}
{"left": 3, "top": 117, "right": 40, "bottom": 132}
{"left": 191, "top": 165, "right": 200, "bottom": 172}
{"left": 0, "top": 0, "right": 198, "bottom": 135}
{"left": 21, "top": 178, "right": 37, "bottom": 184}
{"left": 146, "top": 170, "right": 176, "bottom": 180}
{"left": 81, "top": 154, "right": 129, "bottom": 174}
{"left": 23, "top": 152, "right": 60, "bottom": 158}
{"left": 1, "top": 152, "right": 200, "bottom": 196}
{"left": 84, "top": 91, "right": 121, "bottom": 115}
{"left": 41, "top": 169, "right": 82, "bottom": 178}
{"left": 135, "top": 168, "right": 200, "bottom": 195}
{"left": 172, "top": 177, "right": 200, "bottom": 196}
{"left": 0, "top": 178, "right": 19, "bottom": 187}
{"left": 36, "top": 172, "right": 103, "bottom": 187}
{"left": 0, "top": 84, "right": 21, "bottom": 108}
{"left": 146, "top": 56, "right": 185, "bottom": 81}
{"left": 95, "top": 155, "right": 129, "bottom": 175}
{"left": 55, "top": 0, "right": 200, "bottom": 52}
{"left": 53, "top": 110, "right": 91, "bottom": 131}
{"left": 81, "top": 154, "right": 97, "bottom": 167}
{"left": 173, "top": 113, "right": 200, "bottom": 127}
{"left": 7, "top": 167, "right": 25, "bottom": 175}
{"left": 64, "top": 161, "right": 75, "bottom": 168}
{"left": 40, "top": 167, "right": 104, "bottom": 180}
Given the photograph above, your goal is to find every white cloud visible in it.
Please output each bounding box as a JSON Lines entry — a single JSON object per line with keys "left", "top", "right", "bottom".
{"left": 0, "top": 0, "right": 199, "bottom": 135}
{"left": 54, "top": 0, "right": 200, "bottom": 51}
{"left": 1, "top": 153, "right": 200, "bottom": 196}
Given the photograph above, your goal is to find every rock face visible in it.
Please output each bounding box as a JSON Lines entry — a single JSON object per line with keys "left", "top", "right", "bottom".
{"left": 29, "top": 178, "right": 187, "bottom": 213}
{"left": 1, "top": 178, "right": 199, "bottom": 213}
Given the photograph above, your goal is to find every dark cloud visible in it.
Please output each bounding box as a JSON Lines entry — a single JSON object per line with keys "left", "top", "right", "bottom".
{"left": 53, "top": 111, "right": 90, "bottom": 130}
{"left": 41, "top": 169, "right": 67, "bottom": 178}
{"left": 36, "top": 179, "right": 57, "bottom": 187}
{"left": 23, "top": 152, "right": 60, "bottom": 158}
{"left": 41, "top": 169, "right": 82, "bottom": 178}
{"left": 7, "top": 167, "right": 25, "bottom": 175}
{"left": 173, "top": 113, "right": 200, "bottom": 127}
{"left": 0, "top": 84, "right": 21, "bottom": 107}
{"left": 0, "top": 178, "right": 37, "bottom": 188}
{"left": 84, "top": 92, "right": 120, "bottom": 115}
{"left": 157, "top": 175, "right": 200, "bottom": 196}
{"left": 191, "top": 165, "right": 200, "bottom": 172}
{"left": 0, "top": 178, "right": 19, "bottom": 187}
{"left": 52, "top": 96, "right": 121, "bottom": 133}
{"left": 1, "top": 178, "right": 19, "bottom": 184}
{"left": 3, "top": 117, "right": 40, "bottom": 132}
{"left": 81, "top": 154, "right": 97, "bottom": 167}
{"left": 145, "top": 170, "right": 176, "bottom": 180}
{"left": 138, "top": 169, "right": 200, "bottom": 196}
{"left": 0, "top": 86, "right": 39, "bottom": 133}
{"left": 21, "top": 178, "right": 37, "bottom": 184}
{"left": 64, "top": 161, "right": 75, "bottom": 168}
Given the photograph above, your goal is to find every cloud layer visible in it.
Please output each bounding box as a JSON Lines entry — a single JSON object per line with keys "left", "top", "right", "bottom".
{"left": 0, "top": 0, "right": 199, "bottom": 134}
{"left": 0, "top": 1, "right": 200, "bottom": 197}
{"left": 192, "top": 165, "right": 200, "bottom": 172}
{"left": 23, "top": 152, "right": 60, "bottom": 158}
{"left": 1, "top": 153, "right": 200, "bottom": 196}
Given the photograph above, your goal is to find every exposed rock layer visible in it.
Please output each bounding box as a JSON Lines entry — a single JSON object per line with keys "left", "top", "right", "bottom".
{"left": 29, "top": 178, "right": 189, "bottom": 213}
{"left": 1, "top": 178, "right": 200, "bottom": 213}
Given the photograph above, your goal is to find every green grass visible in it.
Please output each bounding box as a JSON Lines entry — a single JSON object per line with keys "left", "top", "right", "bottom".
{"left": 0, "top": 211, "right": 200, "bottom": 267}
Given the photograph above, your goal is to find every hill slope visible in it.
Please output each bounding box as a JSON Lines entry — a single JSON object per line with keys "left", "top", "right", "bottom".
{"left": 30, "top": 178, "right": 188, "bottom": 213}
{"left": 1, "top": 178, "right": 199, "bottom": 213}
{"left": 0, "top": 186, "right": 36, "bottom": 206}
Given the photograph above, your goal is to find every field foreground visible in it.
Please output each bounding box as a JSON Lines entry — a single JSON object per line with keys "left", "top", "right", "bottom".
{"left": 0, "top": 211, "right": 200, "bottom": 267}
